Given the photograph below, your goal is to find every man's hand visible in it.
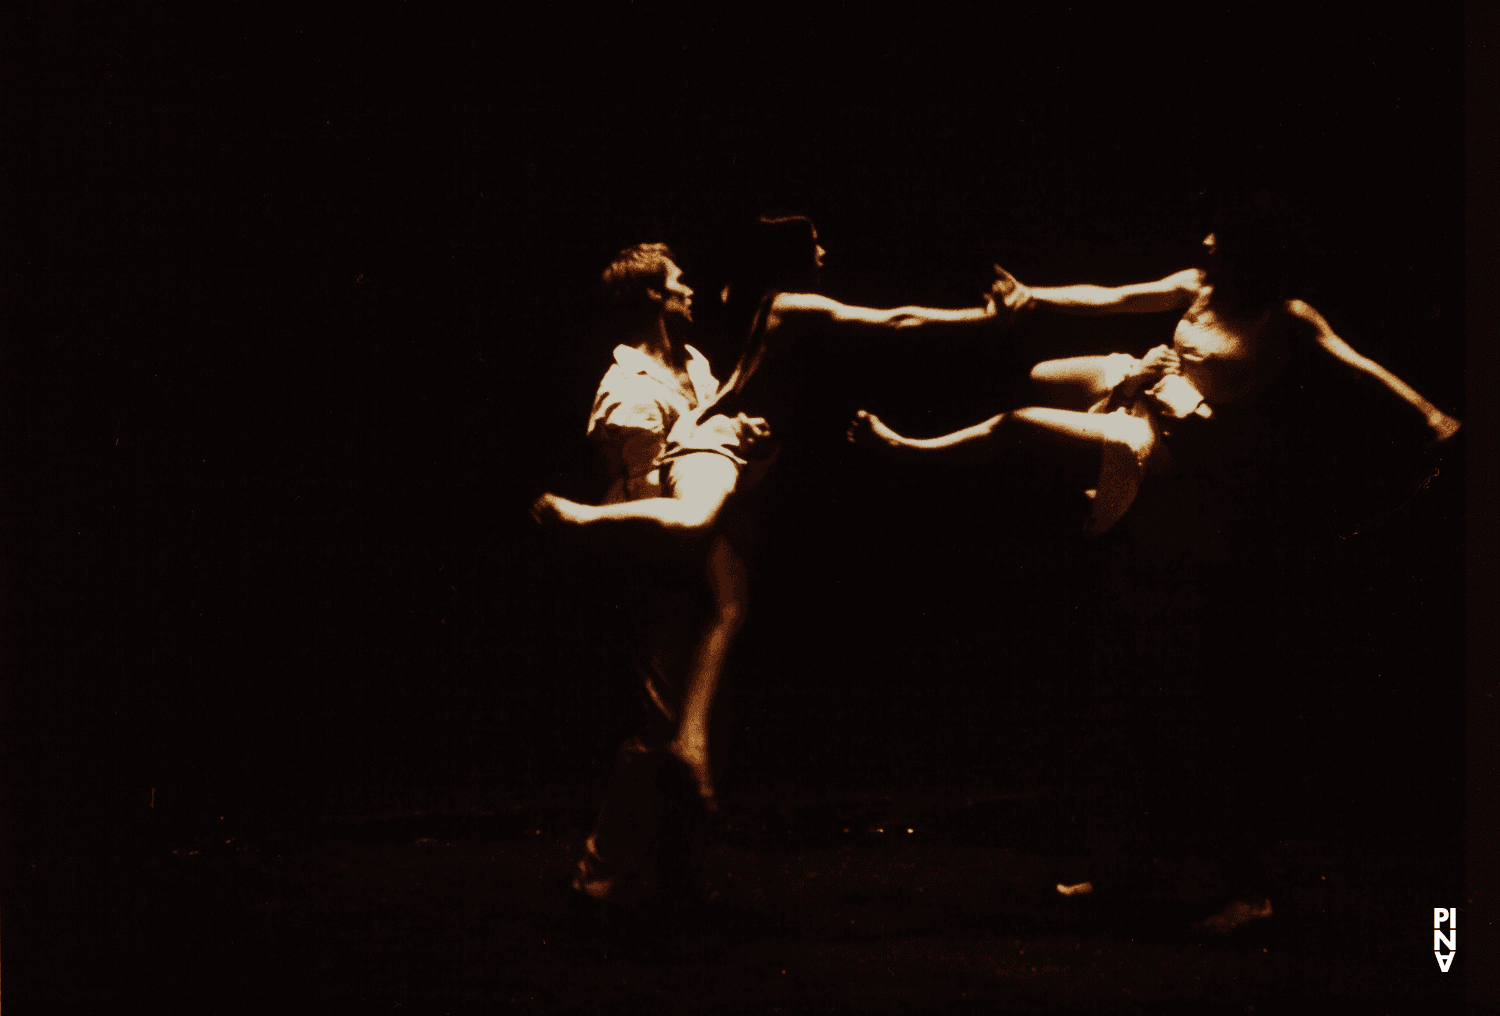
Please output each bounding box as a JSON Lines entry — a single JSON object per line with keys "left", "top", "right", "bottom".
{"left": 1133, "top": 344, "right": 1182, "bottom": 381}
{"left": 989, "top": 263, "right": 1033, "bottom": 325}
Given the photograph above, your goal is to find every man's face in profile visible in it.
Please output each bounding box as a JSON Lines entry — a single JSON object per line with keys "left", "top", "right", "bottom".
{"left": 661, "top": 259, "right": 694, "bottom": 339}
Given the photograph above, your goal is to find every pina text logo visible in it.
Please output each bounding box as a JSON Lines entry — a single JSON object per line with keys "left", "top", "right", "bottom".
{"left": 1433, "top": 908, "right": 1457, "bottom": 972}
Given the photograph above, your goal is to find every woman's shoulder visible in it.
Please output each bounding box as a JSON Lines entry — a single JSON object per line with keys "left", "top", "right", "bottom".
{"left": 1277, "top": 299, "right": 1336, "bottom": 338}
{"left": 1282, "top": 298, "right": 1321, "bottom": 321}
{"left": 762, "top": 291, "right": 851, "bottom": 334}
{"left": 1176, "top": 273, "right": 1212, "bottom": 317}
{"left": 1167, "top": 267, "right": 1208, "bottom": 290}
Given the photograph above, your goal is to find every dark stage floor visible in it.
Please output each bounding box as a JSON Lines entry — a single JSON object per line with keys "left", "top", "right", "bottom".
{"left": 11, "top": 782, "right": 1464, "bottom": 1013}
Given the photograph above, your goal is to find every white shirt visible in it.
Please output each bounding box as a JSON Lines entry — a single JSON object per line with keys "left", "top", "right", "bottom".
{"left": 587, "top": 343, "right": 721, "bottom": 503}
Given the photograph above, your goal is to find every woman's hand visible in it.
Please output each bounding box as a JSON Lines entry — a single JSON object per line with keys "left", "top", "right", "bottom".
{"left": 1428, "top": 411, "right": 1461, "bottom": 444}
{"left": 733, "top": 413, "right": 773, "bottom": 455}
{"left": 529, "top": 493, "right": 600, "bottom": 527}
{"left": 989, "top": 264, "right": 1033, "bottom": 325}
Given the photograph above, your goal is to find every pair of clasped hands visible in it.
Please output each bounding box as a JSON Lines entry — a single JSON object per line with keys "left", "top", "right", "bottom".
{"left": 1135, "top": 349, "right": 1209, "bottom": 420}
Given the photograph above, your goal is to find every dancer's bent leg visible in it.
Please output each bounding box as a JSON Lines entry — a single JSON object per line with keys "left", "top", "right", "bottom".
{"left": 847, "top": 409, "right": 1007, "bottom": 452}
{"left": 1010, "top": 406, "right": 1154, "bottom": 536}
{"left": 849, "top": 402, "right": 1155, "bottom": 537}
{"left": 1030, "top": 354, "right": 1137, "bottom": 410}
{"left": 670, "top": 532, "right": 748, "bottom": 811}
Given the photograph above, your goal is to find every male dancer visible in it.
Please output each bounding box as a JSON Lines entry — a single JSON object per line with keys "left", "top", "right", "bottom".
{"left": 538, "top": 221, "right": 1013, "bottom": 908}
{"left": 533, "top": 243, "right": 765, "bottom": 909}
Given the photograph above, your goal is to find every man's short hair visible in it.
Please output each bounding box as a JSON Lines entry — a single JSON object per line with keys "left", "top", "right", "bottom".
{"left": 601, "top": 243, "right": 677, "bottom": 331}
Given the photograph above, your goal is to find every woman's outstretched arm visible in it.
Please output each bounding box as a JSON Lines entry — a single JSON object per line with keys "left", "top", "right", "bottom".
{"left": 1287, "top": 299, "right": 1461, "bottom": 442}
{"left": 768, "top": 291, "right": 1000, "bottom": 333}
{"left": 993, "top": 265, "right": 1203, "bottom": 317}
{"left": 799, "top": 266, "right": 1199, "bottom": 327}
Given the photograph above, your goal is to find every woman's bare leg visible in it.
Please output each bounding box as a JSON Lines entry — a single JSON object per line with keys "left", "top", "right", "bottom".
{"left": 1010, "top": 406, "right": 1155, "bottom": 536}
{"left": 846, "top": 409, "right": 1007, "bottom": 451}
{"left": 850, "top": 403, "right": 1148, "bottom": 458}
{"left": 669, "top": 532, "right": 748, "bottom": 811}
{"left": 1030, "top": 354, "right": 1134, "bottom": 410}
{"left": 846, "top": 354, "right": 1134, "bottom": 453}
{"left": 850, "top": 402, "right": 1155, "bottom": 536}
{"left": 1007, "top": 406, "right": 1151, "bottom": 452}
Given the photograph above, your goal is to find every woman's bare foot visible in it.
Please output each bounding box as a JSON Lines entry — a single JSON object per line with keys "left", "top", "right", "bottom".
{"left": 1195, "top": 898, "right": 1273, "bottom": 934}
{"left": 669, "top": 736, "right": 718, "bottom": 812}
{"left": 846, "top": 410, "right": 911, "bottom": 450}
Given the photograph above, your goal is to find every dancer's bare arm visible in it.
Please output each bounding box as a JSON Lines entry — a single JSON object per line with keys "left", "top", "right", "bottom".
{"left": 994, "top": 265, "right": 1203, "bottom": 317}
{"left": 1287, "top": 299, "right": 1461, "bottom": 442}
{"left": 768, "top": 292, "right": 998, "bottom": 333}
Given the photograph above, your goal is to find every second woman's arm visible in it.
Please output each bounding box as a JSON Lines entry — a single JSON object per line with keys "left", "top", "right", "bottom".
{"left": 1287, "top": 299, "right": 1461, "bottom": 443}
{"left": 996, "top": 265, "right": 1203, "bottom": 317}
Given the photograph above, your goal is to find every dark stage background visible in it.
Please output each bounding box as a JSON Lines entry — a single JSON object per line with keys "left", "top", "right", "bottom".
{"left": 3, "top": 3, "right": 1474, "bottom": 1010}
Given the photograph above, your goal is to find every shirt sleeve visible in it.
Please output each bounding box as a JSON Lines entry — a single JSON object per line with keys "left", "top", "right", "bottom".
{"left": 588, "top": 384, "right": 669, "bottom": 483}
{"left": 658, "top": 413, "right": 748, "bottom": 472}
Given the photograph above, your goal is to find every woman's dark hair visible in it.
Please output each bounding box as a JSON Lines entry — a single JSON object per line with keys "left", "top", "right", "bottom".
{"left": 719, "top": 214, "right": 819, "bottom": 342}
{"left": 1198, "top": 190, "right": 1299, "bottom": 317}
{"left": 600, "top": 242, "right": 677, "bottom": 331}
{"left": 706, "top": 215, "right": 820, "bottom": 429}
{"left": 720, "top": 215, "right": 820, "bottom": 314}
{"left": 747, "top": 215, "right": 820, "bottom": 296}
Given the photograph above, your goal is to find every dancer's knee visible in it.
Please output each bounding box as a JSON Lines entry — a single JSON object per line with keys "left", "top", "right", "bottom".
{"left": 714, "top": 598, "right": 748, "bottom": 630}
{"left": 1100, "top": 414, "right": 1153, "bottom": 460}
{"left": 1030, "top": 357, "right": 1094, "bottom": 385}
